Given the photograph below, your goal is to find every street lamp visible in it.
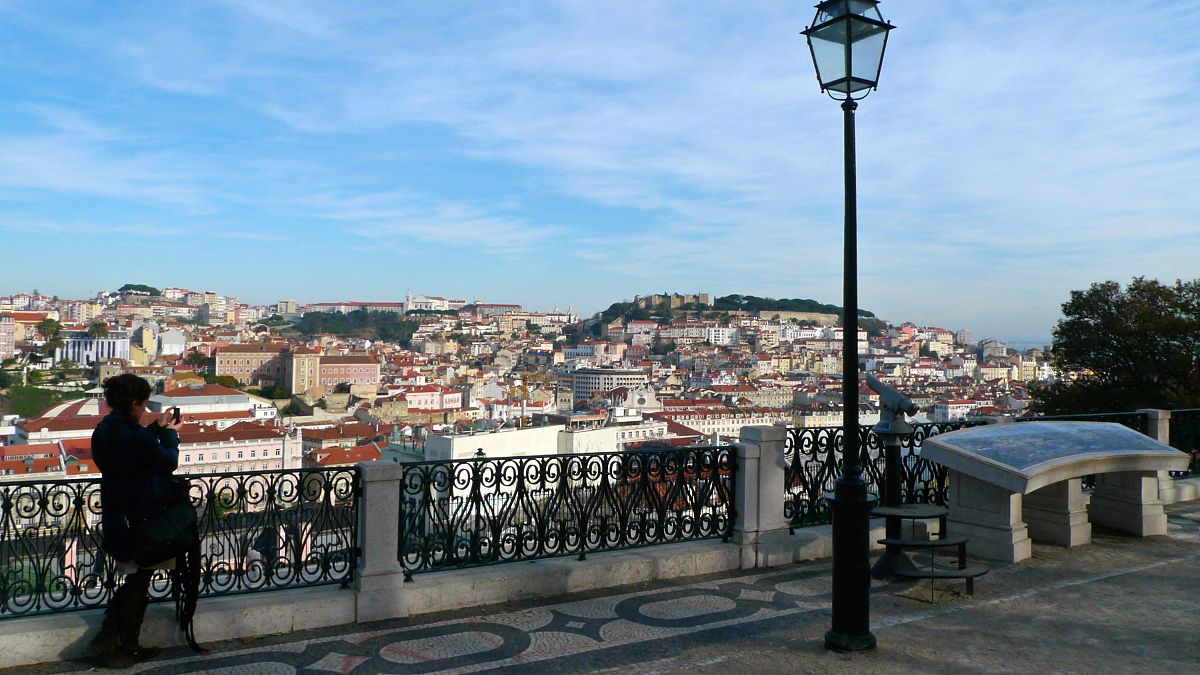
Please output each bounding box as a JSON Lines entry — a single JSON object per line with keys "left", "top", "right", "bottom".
{"left": 802, "top": 0, "right": 893, "bottom": 654}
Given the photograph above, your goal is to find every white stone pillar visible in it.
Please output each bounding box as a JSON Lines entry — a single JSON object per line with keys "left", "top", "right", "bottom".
{"left": 1137, "top": 409, "right": 1176, "bottom": 504}
{"left": 1089, "top": 471, "right": 1168, "bottom": 536}
{"left": 1023, "top": 478, "right": 1090, "bottom": 547}
{"left": 946, "top": 469, "right": 1031, "bottom": 563}
{"left": 353, "top": 461, "right": 408, "bottom": 621}
{"left": 732, "top": 440, "right": 760, "bottom": 569}
{"left": 735, "top": 426, "right": 793, "bottom": 568}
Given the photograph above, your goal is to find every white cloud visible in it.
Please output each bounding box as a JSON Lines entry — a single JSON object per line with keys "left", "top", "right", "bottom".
{"left": 2, "top": 1, "right": 1198, "bottom": 336}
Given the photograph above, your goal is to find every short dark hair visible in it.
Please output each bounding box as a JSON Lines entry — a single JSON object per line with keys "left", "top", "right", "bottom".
{"left": 102, "top": 374, "right": 152, "bottom": 415}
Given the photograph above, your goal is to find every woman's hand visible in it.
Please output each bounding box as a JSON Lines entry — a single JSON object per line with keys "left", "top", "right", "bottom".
{"left": 161, "top": 412, "right": 183, "bottom": 432}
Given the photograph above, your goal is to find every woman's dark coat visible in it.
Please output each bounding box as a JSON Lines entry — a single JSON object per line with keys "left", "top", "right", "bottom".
{"left": 91, "top": 411, "right": 180, "bottom": 562}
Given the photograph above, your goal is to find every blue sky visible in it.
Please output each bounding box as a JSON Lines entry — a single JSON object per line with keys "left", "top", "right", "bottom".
{"left": 0, "top": 1, "right": 1197, "bottom": 341}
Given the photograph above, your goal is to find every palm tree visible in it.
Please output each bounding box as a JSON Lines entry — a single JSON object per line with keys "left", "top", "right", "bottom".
{"left": 86, "top": 323, "right": 109, "bottom": 339}
{"left": 43, "top": 335, "right": 64, "bottom": 362}
{"left": 37, "top": 318, "right": 63, "bottom": 340}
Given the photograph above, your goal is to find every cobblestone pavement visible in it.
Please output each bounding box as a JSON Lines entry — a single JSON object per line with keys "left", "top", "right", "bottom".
{"left": 27, "top": 501, "right": 1200, "bottom": 674}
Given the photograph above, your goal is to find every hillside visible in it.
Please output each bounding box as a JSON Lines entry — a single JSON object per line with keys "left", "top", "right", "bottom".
{"left": 293, "top": 309, "right": 420, "bottom": 346}
{"left": 597, "top": 294, "right": 876, "bottom": 324}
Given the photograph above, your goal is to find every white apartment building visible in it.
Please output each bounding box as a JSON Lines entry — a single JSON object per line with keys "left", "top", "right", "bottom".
{"left": 571, "top": 367, "right": 649, "bottom": 402}
{"left": 0, "top": 314, "right": 15, "bottom": 360}
{"left": 704, "top": 326, "right": 739, "bottom": 346}
{"left": 176, "top": 423, "right": 303, "bottom": 474}
{"left": 932, "top": 399, "right": 978, "bottom": 422}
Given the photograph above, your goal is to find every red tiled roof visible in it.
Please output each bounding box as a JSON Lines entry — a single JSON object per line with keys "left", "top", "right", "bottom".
{"left": 0, "top": 443, "right": 59, "bottom": 459}
{"left": 178, "top": 421, "right": 284, "bottom": 444}
{"left": 312, "top": 443, "right": 382, "bottom": 466}
{"left": 321, "top": 355, "right": 378, "bottom": 365}
{"left": 660, "top": 398, "right": 727, "bottom": 409}
{"left": 217, "top": 343, "right": 290, "bottom": 354}
{"left": 18, "top": 417, "right": 103, "bottom": 433}
{"left": 160, "top": 384, "right": 245, "bottom": 398}
{"left": 0, "top": 457, "right": 61, "bottom": 475}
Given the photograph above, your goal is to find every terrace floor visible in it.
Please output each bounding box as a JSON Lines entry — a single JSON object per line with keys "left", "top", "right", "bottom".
{"left": 17, "top": 501, "right": 1200, "bottom": 675}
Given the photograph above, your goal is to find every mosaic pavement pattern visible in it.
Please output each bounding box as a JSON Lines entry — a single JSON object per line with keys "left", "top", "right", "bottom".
{"left": 124, "top": 566, "right": 834, "bottom": 674}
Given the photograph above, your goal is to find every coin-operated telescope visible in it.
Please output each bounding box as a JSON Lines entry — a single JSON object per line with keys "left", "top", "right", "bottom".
{"left": 867, "top": 373, "right": 918, "bottom": 437}
{"left": 866, "top": 374, "right": 919, "bottom": 579}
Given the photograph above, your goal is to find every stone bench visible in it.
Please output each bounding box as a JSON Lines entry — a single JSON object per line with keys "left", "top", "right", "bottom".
{"left": 921, "top": 422, "right": 1190, "bottom": 564}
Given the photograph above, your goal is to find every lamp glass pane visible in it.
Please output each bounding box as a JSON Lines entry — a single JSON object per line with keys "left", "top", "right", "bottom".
{"left": 809, "top": 24, "right": 848, "bottom": 91}
{"left": 849, "top": 20, "right": 887, "bottom": 86}
{"left": 847, "top": 0, "right": 882, "bottom": 22}
{"left": 815, "top": 1, "right": 848, "bottom": 25}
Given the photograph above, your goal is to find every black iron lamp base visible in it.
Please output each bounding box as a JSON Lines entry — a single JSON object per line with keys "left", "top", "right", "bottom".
{"left": 824, "top": 628, "right": 878, "bottom": 653}
{"left": 870, "top": 548, "right": 917, "bottom": 580}
{"left": 824, "top": 481, "right": 878, "bottom": 653}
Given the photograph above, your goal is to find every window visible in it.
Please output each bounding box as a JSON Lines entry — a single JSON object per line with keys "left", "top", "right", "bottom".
{"left": 238, "top": 451, "right": 244, "bottom": 459}
{"left": 184, "top": 454, "right": 191, "bottom": 462}
{"left": 198, "top": 453, "right": 204, "bottom": 461}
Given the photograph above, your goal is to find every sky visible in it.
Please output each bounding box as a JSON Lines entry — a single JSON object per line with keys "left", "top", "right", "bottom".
{"left": 0, "top": 1, "right": 1197, "bottom": 342}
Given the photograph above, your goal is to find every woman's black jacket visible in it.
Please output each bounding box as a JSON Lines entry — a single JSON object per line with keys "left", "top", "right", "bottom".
{"left": 91, "top": 411, "right": 180, "bottom": 562}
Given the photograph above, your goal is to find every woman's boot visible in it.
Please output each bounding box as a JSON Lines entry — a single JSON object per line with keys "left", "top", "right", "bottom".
{"left": 117, "top": 592, "right": 161, "bottom": 662}
{"left": 89, "top": 590, "right": 135, "bottom": 669}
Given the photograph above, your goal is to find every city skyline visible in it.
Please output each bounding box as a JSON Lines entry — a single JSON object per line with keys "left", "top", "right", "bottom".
{"left": 1, "top": 1, "right": 1196, "bottom": 340}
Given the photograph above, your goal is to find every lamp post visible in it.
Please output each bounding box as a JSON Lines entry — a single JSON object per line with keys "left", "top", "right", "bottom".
{"left": 801, "top": 0, "right": 893, "bottom": 653}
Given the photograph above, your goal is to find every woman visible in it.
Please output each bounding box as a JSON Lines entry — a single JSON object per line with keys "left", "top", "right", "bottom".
{"left": 88, "top": 374, "right": 182, "bottom": 668}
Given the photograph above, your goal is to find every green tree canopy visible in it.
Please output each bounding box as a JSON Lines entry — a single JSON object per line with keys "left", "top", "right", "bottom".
{"left": 184, "top": 350, "right": 211, "bottom": 370}
{"left": 294, "top": 310, "right": 420, "bottom": 346}
{"left": 1032, "top": 277, "right": 1200, "bottom": 413}
{"left": 87, "top": 322, "right": 109, "bottom": 338}
{"left": 37, "top": 318, "right": 63, "bottom": 339}
{"left": 117, "top": 283, "right": 161, "bottom": 296}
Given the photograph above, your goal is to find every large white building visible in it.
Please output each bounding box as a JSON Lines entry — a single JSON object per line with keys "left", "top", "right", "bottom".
{"left": 55, "top": 330, "right": 131, "bottom": 367}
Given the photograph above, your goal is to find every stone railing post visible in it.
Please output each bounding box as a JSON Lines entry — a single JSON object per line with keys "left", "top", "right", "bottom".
{"left": 353, "top": 461, "right": 407, "bottom": 621}
{"left": 735, "top": 426, "right": 792, "bottom": 568}
{"left": 1137, "top": 409, "right": 1176, "bottom": 503}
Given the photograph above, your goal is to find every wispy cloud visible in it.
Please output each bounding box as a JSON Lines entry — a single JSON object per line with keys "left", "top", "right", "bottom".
{"left": 0, "top": 1, "right": 1196, "bottom": 336}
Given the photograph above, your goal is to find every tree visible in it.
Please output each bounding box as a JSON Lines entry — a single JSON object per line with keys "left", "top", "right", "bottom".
{"left": 37, "top": 318, "right": 63, "bottom": 339}
{"left": 1031, "top": 277, "right": 1200, "bottom": 414}
{"left": 87, "top": 322, "right": 109, "bottom": 338}
{"left": 0, "top": 370, "right": 13, "bottom": 389}
{"left": 117, "top": 283, "right": 161, "bottom": 296}
{"left": 43, "top": 335, "right": 64, "bottom": 361}
{"left": 184, "top": 350, "right": 211, "bottom": 371}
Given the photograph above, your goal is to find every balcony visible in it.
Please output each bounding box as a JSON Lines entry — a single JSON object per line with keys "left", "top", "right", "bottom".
{"left": 0, "top": 413, "right": 1196, "bottom": 669}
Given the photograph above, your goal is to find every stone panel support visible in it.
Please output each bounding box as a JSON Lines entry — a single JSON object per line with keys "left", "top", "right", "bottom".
{"left": 1023, "top": 478, "right": 1090, "bottom": 547}
{"left": 735, "top": 426, "right": 794, "bottom": 568}
{"left": 1089, "top": 471, "right": 1168, "bottom": 536}
{"left": 946, "top": 469, "right": 1031, "bottom": 563}
{"left": 1137, "top": 409, "right": 1177, "bottom": 504}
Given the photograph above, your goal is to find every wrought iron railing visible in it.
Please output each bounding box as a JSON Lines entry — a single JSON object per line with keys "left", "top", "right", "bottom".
{"left": 397, "top": 447, "right": 735, "bottom": 576}
{"left": 0, "top": 467, "right": 359, "bottom": 619}
{"left": 784, "top": 422, "right": 983, "bottom": 529}
{"left": 1169, "top": 408, "right": 1200, "bottom": 477}
{"left": 1014, "top": 411, "right": 1151, "bottom": 436}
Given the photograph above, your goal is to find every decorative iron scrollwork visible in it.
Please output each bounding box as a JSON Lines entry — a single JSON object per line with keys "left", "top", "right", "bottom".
{"left": 0, "top": 467, "right": 358, "bottom": 619}
{"left": 398, "top": 447, "right": 735, "bottom": 576}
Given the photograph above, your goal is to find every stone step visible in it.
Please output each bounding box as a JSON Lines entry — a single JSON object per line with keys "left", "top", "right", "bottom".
{"left": 878, "top": 534, "right": 968, "bottom": 549}
{"left": 871, "top": 503, "right": 949, "bottom": 520}
{"left": 896, "top": 563, "right": 989, "bottom": 595}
